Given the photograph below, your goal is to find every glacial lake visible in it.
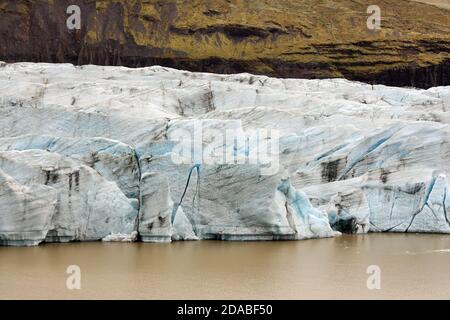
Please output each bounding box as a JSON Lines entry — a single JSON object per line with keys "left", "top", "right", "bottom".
{"left": 0, "top": 234, "right": 449, "bottom": 299}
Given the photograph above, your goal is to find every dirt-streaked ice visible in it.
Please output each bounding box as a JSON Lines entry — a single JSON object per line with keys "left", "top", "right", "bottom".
{"left": 0, "top": 62, "right": 449, "bottom": 245}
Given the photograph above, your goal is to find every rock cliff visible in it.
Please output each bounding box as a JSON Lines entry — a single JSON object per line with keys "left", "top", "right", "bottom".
{"left": 0, "top": 0, "right": 449, "bottom": 88}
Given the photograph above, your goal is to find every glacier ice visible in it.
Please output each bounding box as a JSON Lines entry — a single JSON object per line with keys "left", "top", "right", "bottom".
{"left": 0, "top": 149, "right": 138, "bottom": 245}
{"left": 0, "top": 62, "right": 449, "bottom": 245}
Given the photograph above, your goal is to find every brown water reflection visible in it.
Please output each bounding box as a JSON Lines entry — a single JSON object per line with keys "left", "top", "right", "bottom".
{"left": 0, "top": 234, "right": 449, "bottom": 299}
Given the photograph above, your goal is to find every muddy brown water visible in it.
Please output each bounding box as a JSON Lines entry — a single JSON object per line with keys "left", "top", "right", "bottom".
{"left": 0, "top": 234, "right": 449, "bottom": 299}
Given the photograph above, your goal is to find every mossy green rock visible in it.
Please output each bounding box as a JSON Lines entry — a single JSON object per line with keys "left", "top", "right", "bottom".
{"left": 1, "top": 0, "right": 449, "bottom": 87}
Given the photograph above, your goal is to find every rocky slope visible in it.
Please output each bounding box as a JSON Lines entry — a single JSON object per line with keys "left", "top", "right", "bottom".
{"left": 0, "top": 62, "right": 450, "bottom": 245}
{"left": 414, "top": 0, "right": 450, "bottom": 10}
{"left": 0, "top": 0, "right": 449, "bottom": 88}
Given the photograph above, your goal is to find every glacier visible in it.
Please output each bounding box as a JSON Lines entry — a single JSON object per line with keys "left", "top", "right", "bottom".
{"left": 0, "top": 62, "right": 449, "bottom": 246}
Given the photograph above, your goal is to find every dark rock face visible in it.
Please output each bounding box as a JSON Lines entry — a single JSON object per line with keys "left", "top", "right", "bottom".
{"left": 331, "top": 217, "right": 358, "bottom": 234}
{"left": 1, "top": 0, "right": 449, "bottom": 88}
{"left": 357, "top": 59, "right": 450, "bottom": 89}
